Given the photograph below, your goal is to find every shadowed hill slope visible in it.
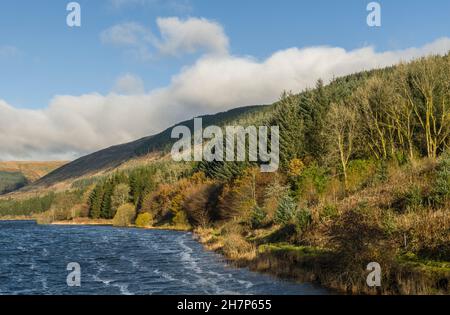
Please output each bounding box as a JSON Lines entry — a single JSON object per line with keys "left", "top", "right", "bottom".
{"left": 0, "top": 161, "right": 67, "bottom": 182}
{"left": 0, "top": 161, "right": 67, "bottom": 194}
{"left": 0, "top": 171, "right": 28, "bottom": 194}
{"left": 33, "top": 105, "right": 268, "bottom": 188}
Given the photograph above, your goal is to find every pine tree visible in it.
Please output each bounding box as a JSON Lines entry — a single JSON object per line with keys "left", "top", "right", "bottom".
{"left": 129, "top": 172, "right": 140, "bottom": 205}
{"left": 301, "top": 80, "right": 329, "bottom": 160}
{"left": 100, "top": 181, "right": 114, "bottom": 219}
{"left": 89, "top": 185, "right": 104, "bottom": 219}
{"left": 274, "top": 194, "right": 296, "bottom": 225}
{"left": 273, "top": 92, "right": 305, "bottom": 170}
{"left": 251, "top": 205, "right": 267, "bottom": 228}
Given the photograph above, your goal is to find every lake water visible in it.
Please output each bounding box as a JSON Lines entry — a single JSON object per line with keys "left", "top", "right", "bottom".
{"left": 0, "top": 221, "right": 327, "bottom": 295}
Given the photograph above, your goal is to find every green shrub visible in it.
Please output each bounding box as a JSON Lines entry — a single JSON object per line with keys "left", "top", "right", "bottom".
{"left": 172, "top": 210, "right": 190, "bottom": 228}
{"left": 274, "top": 194, "right": 296, "bottom": 225}
{"left": 405, "top": 185, "right": 424, "bottom": 211}
{"left": 293, "top": 163, "right": 329, "bottom": 205}
{"left": 113, "top": 203, "right": 136, "bottom": 227}
{"left": 135, "top": 212, "right": 153, "bottom": 228}
{"left": 321, "top": 204, "right": 339, "bottom": 221}
{"left": 295, "top": 207, "right": 312, "bottom": 232}
{"left": 431, "top": 153, "right": 450, "bottom": 206}
{"left": 250, "top": 205, "right": 267, "bottom": 228}
{"left": 381, "top": 210, "right": 397, "bottom": 236}
{"left": 375, "top": 161, "right": 389, "bottom": 183}
{"left": 394, "top": 150, "right": 408, "bottom": 166}
{"left": 392, "top": 184, "right": 430, "bottom": 213}
{"left": 346, "top": 159, "right": 375, "bottom": 191}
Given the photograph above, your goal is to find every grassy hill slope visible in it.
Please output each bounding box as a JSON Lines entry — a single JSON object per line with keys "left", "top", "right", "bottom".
{"left": 0, "top": 161, "right": 67, "bottom": 194}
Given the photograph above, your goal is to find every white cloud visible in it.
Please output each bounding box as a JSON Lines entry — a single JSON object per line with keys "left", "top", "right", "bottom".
{"left": 2, "top": 18, "right": 450, "bottom": 160}
{"left": 100, "top": 22, "right": 156, "bottom": 60}
{"left": 100, "top": 22, "right": 154, "bottom": 46}
{"left": 113, "top": 74, "right": 145, "bottom": 94}
{"left": 101, "top": 17, "right": 228, "bottom": 59}
{"left": 156, "top": 17, "right": 229, "bottom": 56}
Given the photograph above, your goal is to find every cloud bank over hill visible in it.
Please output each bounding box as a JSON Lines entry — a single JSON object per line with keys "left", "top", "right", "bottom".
{"left": 1, "top": 16, "right": 450, "bottom": 160}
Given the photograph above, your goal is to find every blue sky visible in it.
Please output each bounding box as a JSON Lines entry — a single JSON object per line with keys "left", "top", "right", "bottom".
{"left": 1, "top": 0, "right": 450, "bottom": 160}
{"left": 1, "top": 0, "right": 450, "bottom": 109}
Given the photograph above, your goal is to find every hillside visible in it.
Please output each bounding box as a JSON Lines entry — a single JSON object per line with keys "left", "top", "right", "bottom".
{"left": 0, "top": 161, "right": 67, "bottom": 182}
{"left": 32, "top": 105, "right": 268, "bottom": 189}
{"left": 0, "top": 161, "right": 67, "bottom": 194}
{"left": 0, "top": 171, "right": 28, "bottom": 195}
{"left": 1, "top": 54, "right": 449, "bottom": 294}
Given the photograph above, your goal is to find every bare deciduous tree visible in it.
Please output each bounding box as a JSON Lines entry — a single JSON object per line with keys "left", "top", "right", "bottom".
{"left": 353, "top": 76, "right": 397, "bottom": 160}
{"left": 399, "top": 56, "right": 450, "bottom": 158}
{"left": 326, "top": 102, "right": 358, "bottom": 189}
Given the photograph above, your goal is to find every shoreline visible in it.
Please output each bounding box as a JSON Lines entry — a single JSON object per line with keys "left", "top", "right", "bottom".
{"left": 50, "top": 219, "right": 113, "bottom": 226}
{"left": 0, "top": 217, "right": 36, "bottom": 222}
{"left": 2, "top": 217, "right": 448, "bottom": 295}
{"left": 45, "top": 219, "right": 336, "bottom": 293}
{"left": 46, "top": 220, "right": 332, "bottom": 293}
{"left": 49, "top": 219, "right": 191, "bottom": 231}
{"left": 1, "top": 217, "right": 330, "bottom": 291}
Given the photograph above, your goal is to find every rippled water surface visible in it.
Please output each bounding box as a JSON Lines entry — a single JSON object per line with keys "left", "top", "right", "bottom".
{"left": 0, "top": 221, "right": 327, "bottom": 295}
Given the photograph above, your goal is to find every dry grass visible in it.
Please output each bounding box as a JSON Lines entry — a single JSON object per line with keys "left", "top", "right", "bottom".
{"left": 0, "top": 161, "right": 67, "bottom": 182}
{"left": 396, "top": 209, "right": 450, "bottom": 260}
{"left": 195, "top": 225, "right": 257, "bottom": 261}
{"left": 222, "top": 233, "right": 257, "bottom": 260}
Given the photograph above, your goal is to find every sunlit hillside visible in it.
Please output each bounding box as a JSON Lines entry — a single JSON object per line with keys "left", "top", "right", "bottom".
{"left": 1, "top": 54, "right": 449, "bottom": 294}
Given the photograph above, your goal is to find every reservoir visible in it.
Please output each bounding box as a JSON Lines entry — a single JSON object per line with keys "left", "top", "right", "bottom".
{"left": 0, "top": 221, "right": 327, "bottom": 295}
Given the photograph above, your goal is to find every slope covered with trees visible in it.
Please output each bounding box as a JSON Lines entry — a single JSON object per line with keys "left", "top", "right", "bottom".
{"left": 1, "top": 54, "right": 449, "bottom": 294}
{"left": 31, "top": 106, "right": 266, "bottom": 188}
{"left": 0, "top": 161, "right": 66, "bottom": 194}
{"left": 0, "top": 171, "right": 28, "bottom": 194}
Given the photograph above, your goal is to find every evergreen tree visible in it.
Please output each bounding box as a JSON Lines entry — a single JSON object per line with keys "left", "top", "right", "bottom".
{"left": 129, "top": 172, "right": 140, "bottom": 205}
{"left": 250, "top": 205, "right": 267, "bottom": 228}
{"left": 274, "top": 194, "right": 296, "bottom": 225}
{"left": 273, "top": 92, "right": 305, "bottom": 170}
{"left": 89, "top": 185, "right": 104, "bottom": 219}
{"left": 301, "top": 80, "right": 330, "bottom": 160}
{"left": 100, "top": 181, "right": 114, "bottom": 219}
